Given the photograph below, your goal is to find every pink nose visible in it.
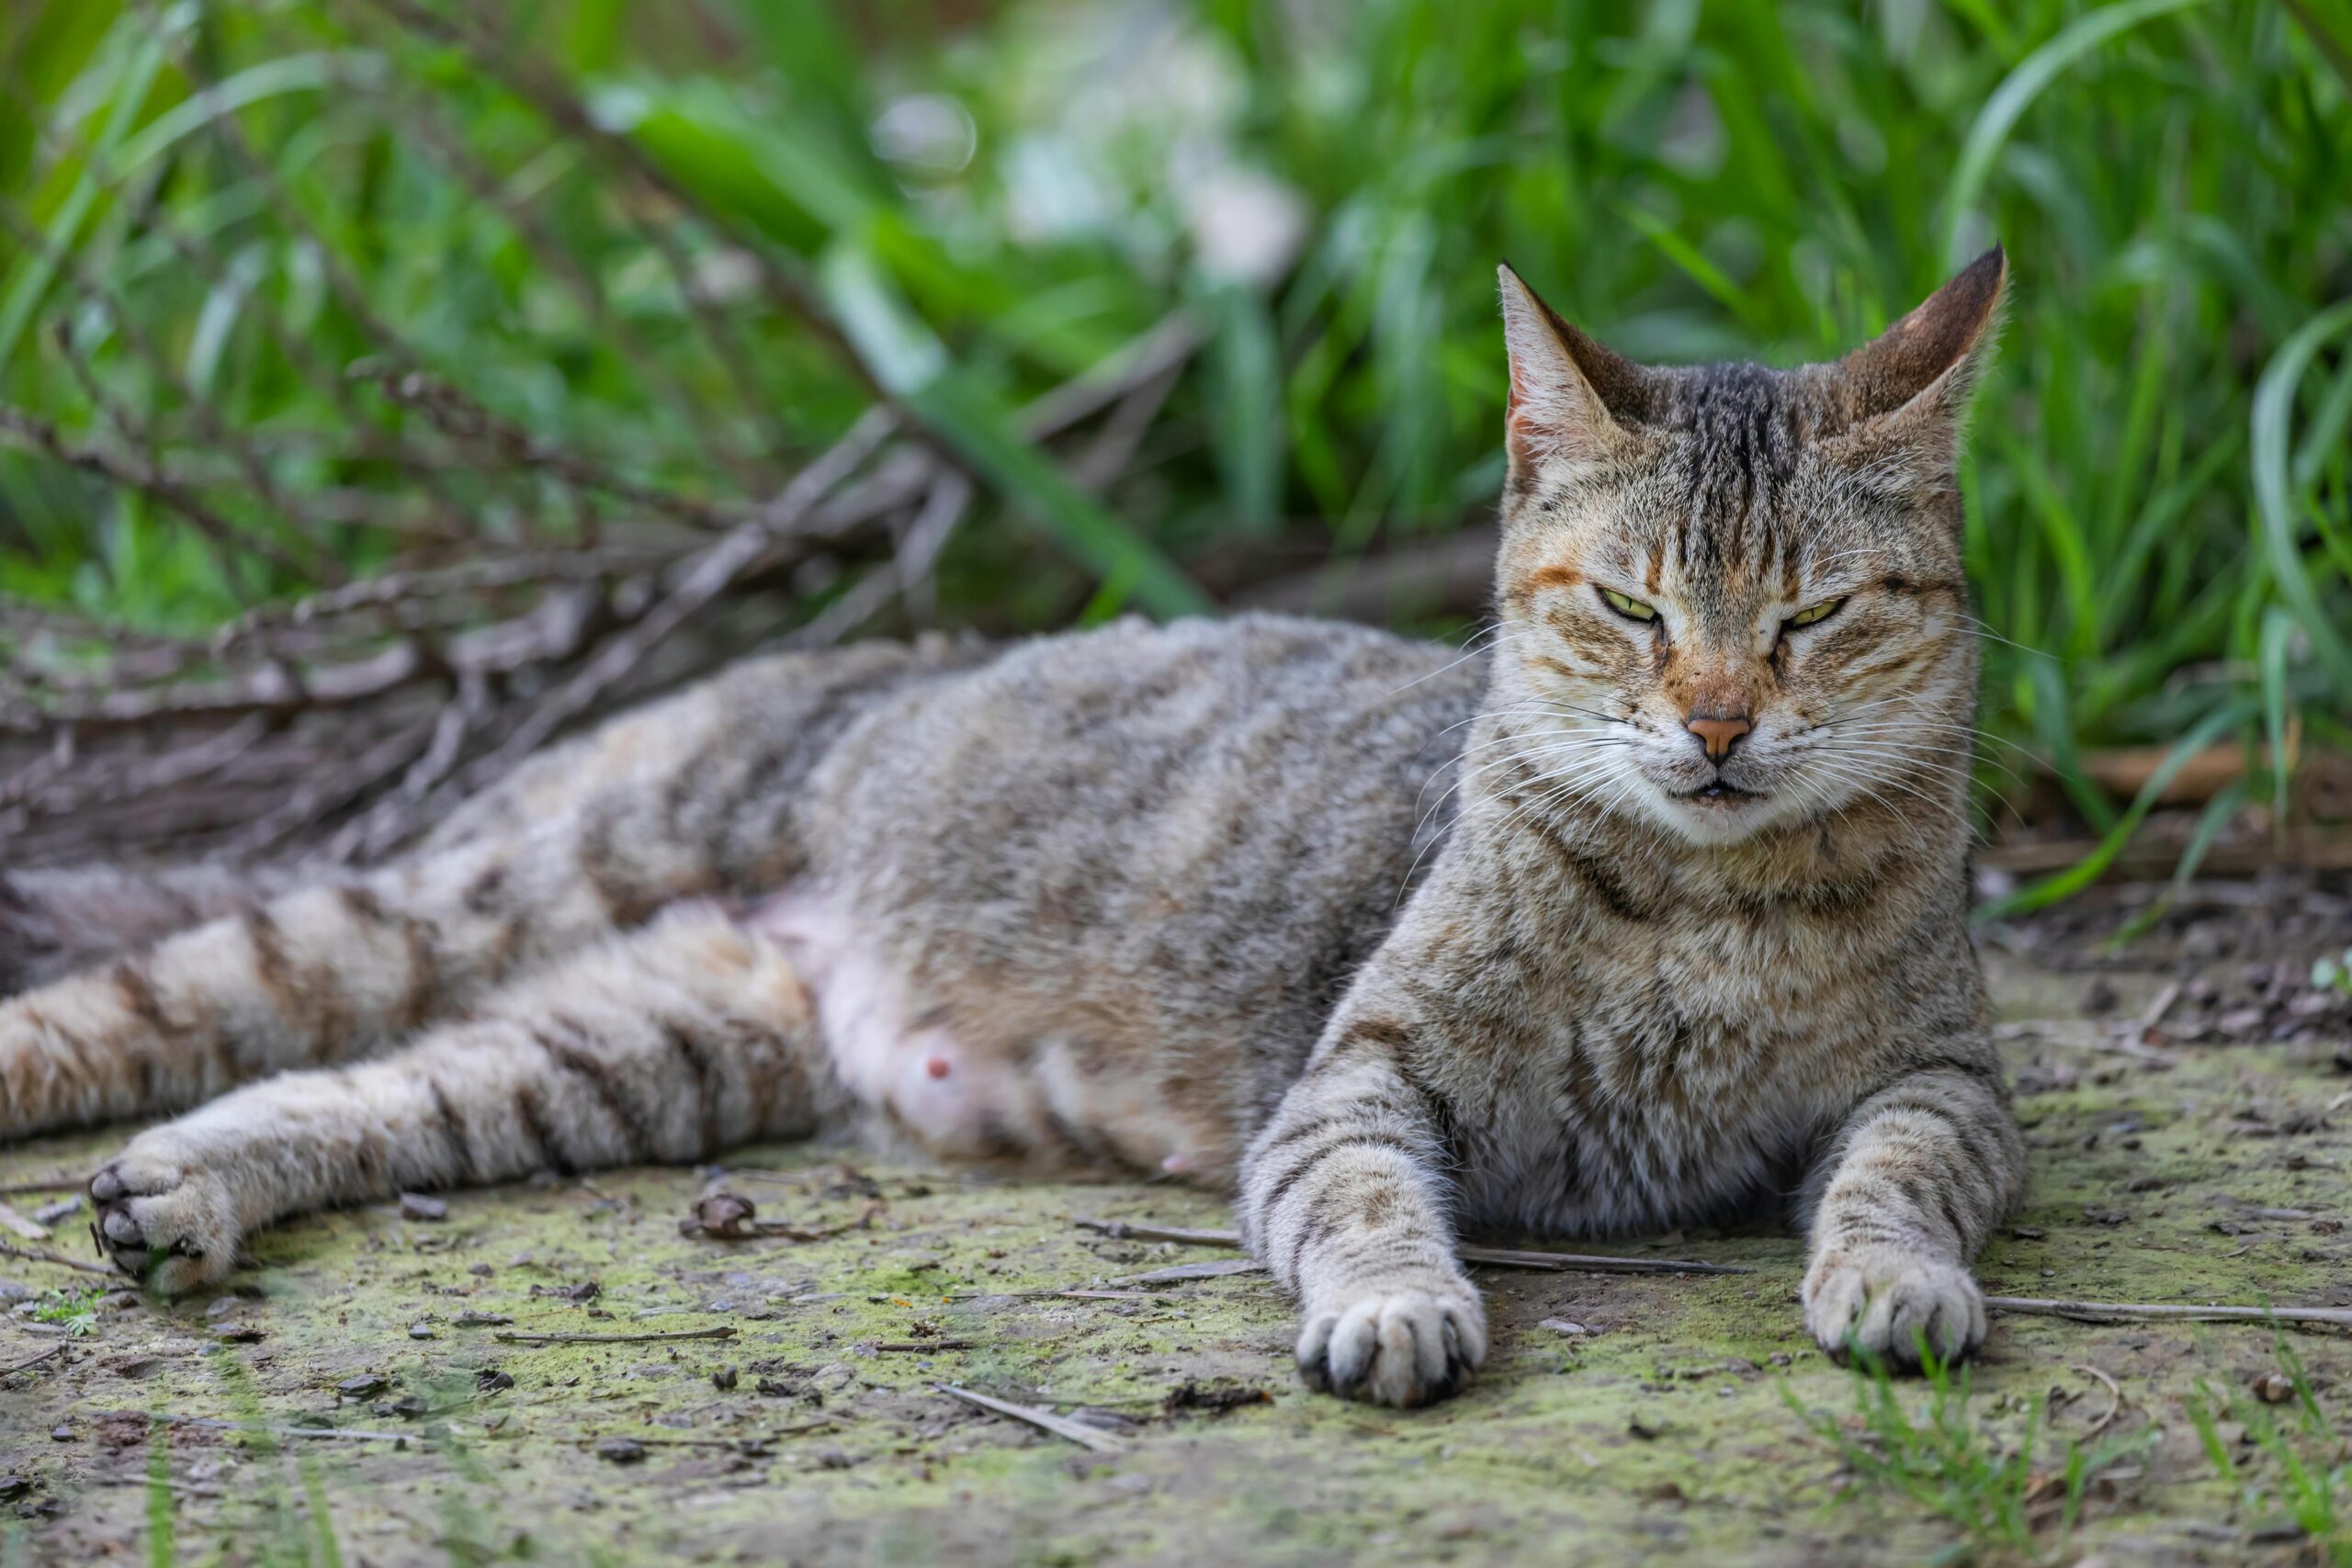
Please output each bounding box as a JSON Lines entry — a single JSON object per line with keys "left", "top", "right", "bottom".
{"left": 1685, "top": 713, "right": 1751, "bottom": 761}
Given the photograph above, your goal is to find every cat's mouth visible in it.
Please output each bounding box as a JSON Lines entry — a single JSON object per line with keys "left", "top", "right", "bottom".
{"left": 1675, "top": 780, "right": 1763, "bottom": 806}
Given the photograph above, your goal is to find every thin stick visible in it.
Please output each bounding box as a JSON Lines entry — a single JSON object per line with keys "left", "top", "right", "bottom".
{"left": 0, "top": 1201, "right": 51, "bottom": 1241}
{"left": 935, "top": 1384, "right": 1126, "bottom": 1453}
{"left": 2132, "top": 979, "right": 2182, "bottom": 1045}
{"left": 869, "top": 1339, "right": 976, "bottom": 1352}
{"left": 0, "top": 1239, "right": 114, "bottom": 1277}
{"left": 492, "top": 1325, "right": 737, "bottom": 1346}
{"left": 1107, "top": 1260, "right": 1268, "bottom": 1287}
{"left": 1453, "top": 1243, "right": 1753, "bottom": 1277}
{"left": 0, "top": 1175, "right": 83, "bottom": 1196}
{"left": 121, "top": 1412, "right": 418, "bottom": 1445}
{"left": 104, "top": 1408, "right": 830, "bottom": 1450}
{"left": 2072, "top": 1363, "right": 2123, "bottom": 1436}
{"left": 1071, "top": 1218, "right": 1755, "bottom": 1277}
{"left": 565, "top": 1422, "right": 834, "bottom": 1450}
{"left": 0, "top": 1342, "right": 68, "bottom": 1379}
{"left": 1987, "top": 1297, "right": 2352, "bottom": 1329}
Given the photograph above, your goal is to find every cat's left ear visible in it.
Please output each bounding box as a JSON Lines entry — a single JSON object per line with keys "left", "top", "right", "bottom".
{"left": 1827, "top": 245, "right": 2007, "bottom": 486}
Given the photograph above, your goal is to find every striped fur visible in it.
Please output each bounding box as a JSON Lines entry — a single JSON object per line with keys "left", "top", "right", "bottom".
{"left": 4, "top": 253, "right": 2021, "bottom": 1409}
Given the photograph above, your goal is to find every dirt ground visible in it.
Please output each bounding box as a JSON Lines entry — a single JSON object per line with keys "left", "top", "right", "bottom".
{"left": 1, "top": 877, "right": 2347, "bottom": 1566}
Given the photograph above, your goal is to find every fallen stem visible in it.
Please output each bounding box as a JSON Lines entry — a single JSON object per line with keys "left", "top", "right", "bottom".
{"left": 0, "top": 1239, "right": 115, "bottom": 1277}
{"left": 2073, "top": 1362, "right": 2123, "bottom": 1436}
{"left": 1987, "top": 1297, "right": 2352, "bottom": 1329}
{"left": 492, "top": 1325, "right": 737, "bottom": 1346}
{"left": 935, "top": 1383, "right": 1126, "bottom": 1453}
{"left": 0, "top": 1342, "right": 69, "bottom": 1379}
{"left": 564, "top": 1421, "right": 833, "bottom": 1450}
{"left": 113, "top": 1412, "right": 418, "bottom": 1445}
{"left": 1072, "top": 1218, "right": 1754, "bottom": 1277}
{"left": 0, "top": 1175, "right": 83, "bottom": 1196}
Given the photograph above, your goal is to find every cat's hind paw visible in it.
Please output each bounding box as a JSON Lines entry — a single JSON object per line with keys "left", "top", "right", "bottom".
{"left": 1804, "top": 1245, "right": 1985, "bottom": 1369}
{"left": 89, "top": 1146, "right": 241, "bottom": 1295}
{"left": 1295, "top": 1284, "right": 1487, "bottom": 1407}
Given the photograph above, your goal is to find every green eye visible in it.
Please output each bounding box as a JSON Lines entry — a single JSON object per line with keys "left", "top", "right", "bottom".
{"left": 1785, "top": 598, "right": 1845, "bottom": 629}
{"left": 1600, "top": 588, "right": 1658, "bottom": 623}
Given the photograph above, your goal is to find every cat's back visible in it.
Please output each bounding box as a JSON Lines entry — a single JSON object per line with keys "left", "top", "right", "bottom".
{"left": 808, "top": 613, "right": 1483, "bottom": 912}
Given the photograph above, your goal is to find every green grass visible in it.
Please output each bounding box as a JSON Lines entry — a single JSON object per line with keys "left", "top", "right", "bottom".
{"left": 2186, "top": 1339, "right": 2352, "bottom": 1564}
{"left": 1, "top": 0, "right": 2348, "bottom": 875}
{"left": 28, "top": 1283, "right": 103, "bottom": 1336}
{"left": 1786, "top": 1340, "right": 2150, "bottom": 1565}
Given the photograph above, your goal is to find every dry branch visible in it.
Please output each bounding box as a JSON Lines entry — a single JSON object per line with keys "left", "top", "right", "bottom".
{"left": 1070, "top": 1218, "right": 1755, "bottom": 1277}
{"left": 2, "top": 1, "right": 1212, "bottom": 874}
{"left": 1984, "top": 1296, "right": 2352, "bottom": 1329}
{"left": 492, "top": 1325, "right": 738, "bottom": 1346}
{"left": 0, "top": 1343, "right": 69, "bottom": 1380}
{"left": 935, "top": 1383, "right": 1127, "bottom": 1453}
{"left": 0, "top": 1239, "right": 115, "bottom": 1277}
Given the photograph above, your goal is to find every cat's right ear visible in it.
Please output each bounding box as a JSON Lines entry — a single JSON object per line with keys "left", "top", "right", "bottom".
{"left": 1497, "top": 265, "right": 1634, "bottom": 479}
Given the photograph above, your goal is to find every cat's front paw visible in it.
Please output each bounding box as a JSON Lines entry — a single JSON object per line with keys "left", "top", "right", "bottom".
{"left": 1804, "top": 1243, "right": 1985, "bottom": 1368}
{"left": 1295, "top": 1280, "right": 1487, "bottom": 1407}
{"left": 88, "top": 1141, "right": 242, "bottom": 1295}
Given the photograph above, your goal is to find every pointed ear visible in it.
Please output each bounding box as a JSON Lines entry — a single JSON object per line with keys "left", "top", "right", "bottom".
{"left": 1815, "top": 246, "right": 2004, "bottom": 491}
{"left": 1498, "top": 264, "right": 1639, "bottom": 479}
{"left": 1830, "top": 246, "right": 2007, "bottom": 479}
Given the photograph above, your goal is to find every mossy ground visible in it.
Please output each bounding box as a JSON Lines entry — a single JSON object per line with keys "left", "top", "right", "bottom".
{"left": 1, "top": 951, "right": 2346, "bottom": 1566}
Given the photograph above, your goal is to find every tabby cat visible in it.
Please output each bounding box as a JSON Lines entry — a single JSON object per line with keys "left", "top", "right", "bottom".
{"left": 0, "top": 249, "right": 2022, "bottom": 1408}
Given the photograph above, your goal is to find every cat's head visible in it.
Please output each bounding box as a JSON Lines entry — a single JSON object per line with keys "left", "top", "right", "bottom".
{"left": 1487, "top": 249, "right": 2005, "bottom": 848}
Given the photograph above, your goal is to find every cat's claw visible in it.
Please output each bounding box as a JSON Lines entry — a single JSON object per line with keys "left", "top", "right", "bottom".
{"left": 1804, "top": 1245, "right": 1985, "bottom": 1368}
{"left": 1295, "top": 1285, "right": 1487, "bottom": 1407}
{"left": 87, "top": 1146, "right": 240, "bottom": 1295}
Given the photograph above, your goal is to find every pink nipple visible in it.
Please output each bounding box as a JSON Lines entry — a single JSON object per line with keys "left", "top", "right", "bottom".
{"left": 1160, "top": 1152, "right": 1193, "bottom": 1176}
{"left": 924, "top": 1055, "right": 952, "bottom": 1080}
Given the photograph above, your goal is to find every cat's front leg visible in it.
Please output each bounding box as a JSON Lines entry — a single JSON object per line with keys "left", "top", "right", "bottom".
{"left": 1801, "top": 1055, "right": 2024, "bottom": 1368}
{"left": 1240, "top": 1018, "right": 1483, "bottom": 1408}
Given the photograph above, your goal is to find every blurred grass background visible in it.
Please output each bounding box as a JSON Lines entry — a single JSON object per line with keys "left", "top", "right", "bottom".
{"left": 1, "top": 0, "right": 2348, "bottom": 899}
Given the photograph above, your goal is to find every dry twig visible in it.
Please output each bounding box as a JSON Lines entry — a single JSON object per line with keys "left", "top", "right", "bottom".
{"left": 935, "top": 1383, "right": 1126, "bottom": 1453}
{"left": 492, "top": 1325, "right": 738, "bottom": 1346}
{"left": 2072, "top": 1363, "right": 2124, "bottom": 1436}
{"left": 1071, "top": 1217, "right": 1754, "bottom": 1277}
{"left": 1986, "top": 1296, "right": 2352, "bottom": 1329}
{"left": 0, "top": 1239, "right": 114, "bottom": 1277}
{"left": 0, "top": 1343, "right": 69, "bottom": 1380}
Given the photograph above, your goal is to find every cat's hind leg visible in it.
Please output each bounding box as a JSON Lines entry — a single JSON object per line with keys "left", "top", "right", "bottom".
{"left": 1, "top": 863, "right": 306, "bottom": 999}
{"left": 87, "top": 906, "right": 836, "bottom": 1293}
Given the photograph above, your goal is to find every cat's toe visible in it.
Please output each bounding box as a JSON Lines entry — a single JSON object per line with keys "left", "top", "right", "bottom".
{"left": 88, "top": 1150, "right": 238, "bottom": 1295}
{"left": 1296, "top": 1284, "right": 1486, "bottom": 1407}
{"left": 1804, "top": 1247, "right": 1984, "bottom": 1369}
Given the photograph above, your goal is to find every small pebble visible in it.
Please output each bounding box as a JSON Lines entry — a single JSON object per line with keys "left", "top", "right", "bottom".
{"left": 409, "top": 1322, "right": 435, "bottom": 1340}
{"left": 2251, "top": 1371, "right": 2295, "bottom": 1404}
{"left": 399, "top": 1193, "right": 447, "bottom": 1223}
{"left": 594, "top": 1438, "right": 646, "bottom": 1465}
{"left": 50, "top": 1427, "right": 71, "bottom": 1443}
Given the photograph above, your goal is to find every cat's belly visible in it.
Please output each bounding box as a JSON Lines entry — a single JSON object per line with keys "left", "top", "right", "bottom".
{"left": 745, "top": 890, "right": 1215, "bottom": 1178}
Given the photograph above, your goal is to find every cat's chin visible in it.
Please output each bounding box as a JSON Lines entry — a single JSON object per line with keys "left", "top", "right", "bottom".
{"left": 1638, "top": 782, "right": 1793, "bottom": 846}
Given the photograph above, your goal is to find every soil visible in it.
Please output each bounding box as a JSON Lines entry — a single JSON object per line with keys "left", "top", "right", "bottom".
{"left": 1, "top": 878, "right": 2347, "bottom": 1566}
